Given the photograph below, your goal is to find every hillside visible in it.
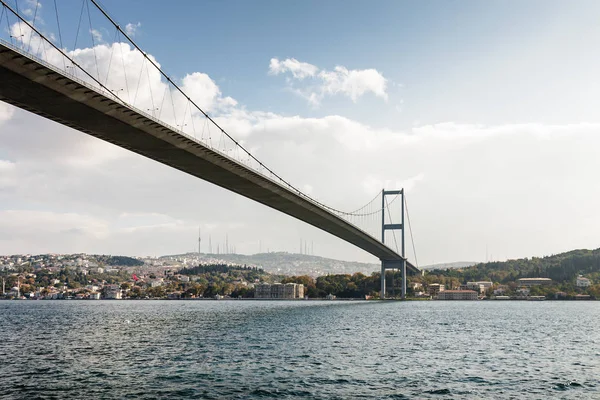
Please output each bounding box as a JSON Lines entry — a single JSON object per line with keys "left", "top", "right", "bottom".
{"left": 429, "top": 248, "right": 600, "bottom": 285}
{"left": 420, "top": 261, "right": 477, "bottom": 271}
{"left": 160, "top": 252, "right": 381, "bottom": 276}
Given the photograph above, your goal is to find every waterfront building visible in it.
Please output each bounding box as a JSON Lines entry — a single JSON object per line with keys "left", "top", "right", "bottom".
{"left": 254, "top": 283, "right": 305, "bottom": 299}
{"left": 493, "top": 286, "right": 507, "bottom": 295}
{"left": 104, "top": 285, "right": 122, "bottom": 300}
{"left": 89, "top": 292, "right": 100, "bottom": 300}
{"left": 517, "top": 278, "right": 552, "bottom": 287}
{"left": 271, "top": 283, "right": 285, "bottom": 298}
{"left": 437, "top": 290, "right": 478, "bottom": 300}
{"left": 466, "top": 281, "right": 493, "bottom": 291}
{"left": 288, "top": 283, "right": 304, "bottom": 298}
{"left": 254, "top": 283, "right": 271, "bottom": 298}
{"left": 283, "top": 283, "right": 295, "bottom": 298}
{"left": 576, "top": 276, "right": 591, "bottom": 288}
{"left": 428, "top": 283, "right": 445, "bottom": 296}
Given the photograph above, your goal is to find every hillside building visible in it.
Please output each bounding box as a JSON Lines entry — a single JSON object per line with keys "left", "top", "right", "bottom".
{"left": 576, "top": 276, "right": 591, "bottom": 288}
{"left": 466, "top": 281, "right": 493, "bottom": 291}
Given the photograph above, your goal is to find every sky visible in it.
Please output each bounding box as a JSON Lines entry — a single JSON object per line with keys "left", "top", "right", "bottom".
{"left": 1, "top": 0, "right": 600, "bottom": 264}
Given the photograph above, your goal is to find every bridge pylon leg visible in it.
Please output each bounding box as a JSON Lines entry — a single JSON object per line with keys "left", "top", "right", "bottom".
{"left": 381, "top": 188, "right": 406, "bottom": 300}
{"left": 380, "top": 261, "right": 386, "bottom": 299}
{"left": 402, "top": 259, "right": 406, "bottom": 300}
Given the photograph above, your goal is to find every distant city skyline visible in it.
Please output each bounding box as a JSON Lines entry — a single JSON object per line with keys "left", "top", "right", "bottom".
{"left": 2, "top": 0, "right": 600, "bottom": 264}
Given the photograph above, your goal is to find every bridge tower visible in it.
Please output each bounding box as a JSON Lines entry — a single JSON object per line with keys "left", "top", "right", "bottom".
{"left": 380, "top": 189, "right": 406, "bottom": 299}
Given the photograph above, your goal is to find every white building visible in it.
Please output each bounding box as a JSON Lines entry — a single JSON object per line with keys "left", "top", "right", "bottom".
{"left": 576, "top": 276, "right": 591, "bottom": 288}
{"left": 466, "top": 281, "right": 493, "bottom": 291}
{"left": 149, "top": 279, "right": 163, "bottom": 288}
{"left": 493, "top": 285, "right": 508, "bottom": 295}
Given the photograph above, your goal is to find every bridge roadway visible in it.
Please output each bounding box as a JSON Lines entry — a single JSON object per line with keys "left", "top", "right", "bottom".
{"left": 0, "top": 42, "right": 417, "bottom": 273}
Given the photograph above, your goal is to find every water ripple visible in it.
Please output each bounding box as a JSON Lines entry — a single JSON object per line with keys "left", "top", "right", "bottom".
{"left": 0, "top": 300, "right": 599, "bottom": 399}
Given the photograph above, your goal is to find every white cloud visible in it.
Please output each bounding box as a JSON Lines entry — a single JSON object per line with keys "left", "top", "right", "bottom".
{"left": 412, "top": 121, "right": 600, "bottom": 141}
{"left": 0, "top": 160, "right": 17, "bottom": 189}
{"left": 0, "top": 160, "right": 15, "bottom": 171}
{"left": 89, "top": 29, "right": 103, "bottom": 44}
{"left": 269, "top": 57, "right": 388, "bottom": 105}
{"left": 4, "top": 24, "right": 600, "bottom": 264}
{"left": 362, "top": 173, "right": 425, "bottom": 195}
{"left": 302, "top": 184, "right": 314, "bottom": 195}
{"left": 125, "top": 22, "right": 141, "bottom": 37}
{"left": 0, "top": 102, "right": 14, "bottom": 123}
{"left": 397, "top": 173, "right": 425, "bottom": 192}
{"left": 318, "top": 66, "right": 388, "bottom": 102}
{"left": 0, "top": 210, "right": 109, "bottom": 240}
{"left": 269, "top": 58, "right": 318, "bottom": 79}
{"left": 21, "top": 0, "right": 42, "bottom": 17}
{"left": 181, "top": 72, "right": 223, "bottom": 112}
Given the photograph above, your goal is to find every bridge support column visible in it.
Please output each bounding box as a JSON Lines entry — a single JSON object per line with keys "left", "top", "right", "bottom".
{"left": 402, "top": 259, "right": 407, "bottom": 299}
{"left": 380, "top": 261, "right": 386, "bottom": 299}
{"left": 380, "top": 188, "right": 406, "bottom": 300}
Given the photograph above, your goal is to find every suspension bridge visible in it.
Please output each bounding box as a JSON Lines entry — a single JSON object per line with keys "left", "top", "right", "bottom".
{"left": 0, "top": 0, "right": 419, "bottom": 298}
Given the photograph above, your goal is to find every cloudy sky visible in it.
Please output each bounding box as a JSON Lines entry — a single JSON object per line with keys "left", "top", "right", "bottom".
{"left": 1, "top": 0, "right": 600, "bottom": 264}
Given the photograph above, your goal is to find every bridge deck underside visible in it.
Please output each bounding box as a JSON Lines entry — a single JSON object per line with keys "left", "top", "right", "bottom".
{"left": 0, "top": 43, "right": 417, "bottom": 273}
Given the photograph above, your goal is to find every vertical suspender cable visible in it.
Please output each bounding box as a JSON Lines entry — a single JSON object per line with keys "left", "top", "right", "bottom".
{"left": 53, "top": 0, "right": 66, "bottom": 70}
{"left": 404, "top": 194, "right": 418, "bottom": 269}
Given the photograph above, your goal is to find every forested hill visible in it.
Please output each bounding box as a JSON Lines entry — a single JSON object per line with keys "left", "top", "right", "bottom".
{"left": 430, "top": 248, "right": 600, "bottom": 284}
{"left": 95, "top": 255, "right": 143, "bottom": 267}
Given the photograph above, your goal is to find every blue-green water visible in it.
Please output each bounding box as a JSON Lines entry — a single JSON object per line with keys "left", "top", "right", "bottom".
{"left": 0, "top": 300, "right": 598, "bottom": 399}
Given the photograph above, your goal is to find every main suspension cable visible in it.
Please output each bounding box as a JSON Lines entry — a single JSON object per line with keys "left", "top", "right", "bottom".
{"left": 1, "top": 0, "right": 402, "bottom": 225}
{"left": 86, "top": 0, "right": 379, "bottom": 218}
{"left": 0, "top": 0, "right": 126, "bottom": 107}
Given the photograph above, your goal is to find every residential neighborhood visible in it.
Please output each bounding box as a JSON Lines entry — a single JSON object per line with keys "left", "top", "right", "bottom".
{"left": 1, "top": 252, "right": 599, "bottom": 301}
